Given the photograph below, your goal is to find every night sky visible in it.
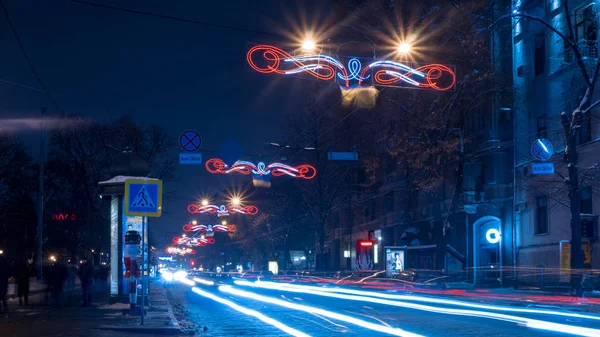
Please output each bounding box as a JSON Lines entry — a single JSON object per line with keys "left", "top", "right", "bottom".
{"left": 0, "top": 0, "right": 333, "bottom": 244}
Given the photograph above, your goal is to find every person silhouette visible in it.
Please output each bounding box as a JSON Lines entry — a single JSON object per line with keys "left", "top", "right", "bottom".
{"left": 0, "top": 256, "right": 10, "bottom": 313}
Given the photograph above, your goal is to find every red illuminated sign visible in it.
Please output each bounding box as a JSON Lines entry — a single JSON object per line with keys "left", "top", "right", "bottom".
{"left": 52, "top": 213, "right": 76, "bottom": 221}
{"left": 360, "top": 241, "right": 373, "bottom": 247}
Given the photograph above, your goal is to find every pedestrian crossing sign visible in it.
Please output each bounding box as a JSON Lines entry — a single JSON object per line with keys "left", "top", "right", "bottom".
{"left": 124, "top": 179, "right": 163, "bottom": 217}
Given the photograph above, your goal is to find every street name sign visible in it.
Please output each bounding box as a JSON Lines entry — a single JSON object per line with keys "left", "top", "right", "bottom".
{"left": 180, "top": 153, "right": 203, "bottom": 165}
{"left": 328, "top": 151, "right": 359, "bottom": 161}
{"left": 531, "top": 162, "right": 554, "bottom": 175}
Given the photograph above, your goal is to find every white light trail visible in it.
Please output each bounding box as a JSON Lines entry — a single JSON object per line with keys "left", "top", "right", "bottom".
{"left": 233, "top": 281, "right": 600, "bottom": 337}
{"left": 193, "top": 277, "right": 215, "bottom": 286}
{"left": 174, "top": 273, "right": 195, "bottom": 286}
{"left": 218, "top": 285, "right": 424, "bottom": 337}
{"left": 191, "top": 287, "right": 311, "bottom": 337}
{"left": 247, "top": 281, "right": 600, "bottom": 322}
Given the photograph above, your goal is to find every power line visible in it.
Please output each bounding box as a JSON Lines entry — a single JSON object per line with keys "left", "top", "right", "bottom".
{"left": 69, "top": 0, "right": 277, "bottom": 37}
{"left": 0, "top": 0, "right": 62, "bottom": 113}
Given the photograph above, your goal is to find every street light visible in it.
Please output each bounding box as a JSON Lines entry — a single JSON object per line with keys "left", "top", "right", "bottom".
{"left": 201, "top": 199, "right": 209, "bottom": 206}
{"left": 231, "top": 197, "right": 241, "bottom": 206}
{"left": 301, "top": 39, "right": 316, "bottom": 52}
{"left": 50, "top": 255, "right": 56, "bottom": 262}
{"left": 221, "top": 220, "right": 227, "bottom": 226}
{"left": 192, "top": 220, "right": 197, "bottom": 225}
{"left": 397, "top": 42, "right": 411, "bottom": 54}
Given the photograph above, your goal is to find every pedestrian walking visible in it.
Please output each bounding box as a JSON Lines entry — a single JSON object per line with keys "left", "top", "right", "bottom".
{"left": 14, "top": 257, "right": 30, "bottom": 306}
{"left": 50, "top": 262, "right": 68, "bottom": 308}
{"left": 78, "top": 258, "right": 93, "bottom": 307}
{"left": 0, "top": 255, "right": 9, "bottom": 314}
{"left": 65, "top": 258, "right": 77, "bottom": 305}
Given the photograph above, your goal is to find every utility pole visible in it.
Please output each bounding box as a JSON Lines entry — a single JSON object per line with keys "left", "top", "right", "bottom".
{"left": 37, "top": 107, "right": 46, "bottom": 280}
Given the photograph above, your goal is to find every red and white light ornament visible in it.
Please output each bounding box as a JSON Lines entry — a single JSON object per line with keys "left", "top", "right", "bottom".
{"left": 246, "top": 44, "right": 456, "bottom": 90}
{"left": 206, "top": 159, "right": 316, "bottom": 180}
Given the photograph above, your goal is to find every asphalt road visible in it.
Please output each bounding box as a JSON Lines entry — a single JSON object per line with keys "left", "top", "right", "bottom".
{"left": 166, "top": 280, "right": 600, "bottom": 337}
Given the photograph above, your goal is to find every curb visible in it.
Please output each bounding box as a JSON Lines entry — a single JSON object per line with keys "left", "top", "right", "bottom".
{"left": 98, "top": 284, "right": 184, "bottom": 335}
{"left": 164, "top": 293, "right": 182, "bottom": 332}
{"left": 97, "top": 326, "right": 185, "bottom": 335}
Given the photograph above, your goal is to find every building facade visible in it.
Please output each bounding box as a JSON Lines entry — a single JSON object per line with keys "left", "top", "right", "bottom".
{"left": 324, "top": 0, "right": 599, "bottom": 286}
{"left": 512, "top": 0, "right": 600, "bottom": 283}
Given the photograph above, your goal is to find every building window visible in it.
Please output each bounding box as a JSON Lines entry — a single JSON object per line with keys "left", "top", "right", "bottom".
{"left": 534, "top": 34, "right": 546, "bottom": 76}
{"left": 384, "top": 192, "right": 395, "bottom": 213}
{"left": 536, "top": 116, "right": 547, "bottom": 138}
{"left": 576, "top": 4, "right": 598, "bottom": 42}
{"left": 581, "top": 186, "right": 593, "bottom": 214}
{"left": 535, "top": 196, "right": 549, "bottom": 235}
{"left": 370, "top": 199, "right": 376, "bottom": 221}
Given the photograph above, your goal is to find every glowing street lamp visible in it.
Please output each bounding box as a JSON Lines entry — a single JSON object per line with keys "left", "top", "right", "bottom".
{"left": 221, "top": 220, "right": 227, "bottom": 226}
{"left": 201, "top": 199, "right": 209, "bottom": 206}
{"left": 50, "top": 255, "right": 56, "bottom": 262}
{"left": 192, "top": 220, "right": 198, "bottom": 225}
{"left": 397, "top": 42, "right": 411, "bottom": 54}
{"left": 231, "top": 197, "right": 241, "bottom": 206}
{"left": 301, "top": 39, "right": 316, "bottom": 52}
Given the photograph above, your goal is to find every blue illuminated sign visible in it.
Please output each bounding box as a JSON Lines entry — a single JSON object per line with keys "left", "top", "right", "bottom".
{"left": 531, "top": 162, "right": 555, "bottom": 175}
{"left": 531, "top": 138, "right": 553, "bottom": 161}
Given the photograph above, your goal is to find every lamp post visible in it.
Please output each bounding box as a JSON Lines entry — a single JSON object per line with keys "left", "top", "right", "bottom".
{"left": 37, "top": 107, "right": 46, "bottom": 281}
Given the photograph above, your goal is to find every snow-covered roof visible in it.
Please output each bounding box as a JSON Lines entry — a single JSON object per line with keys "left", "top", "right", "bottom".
{"left": 98, "top": 175, "right": 159, "bottom": 185}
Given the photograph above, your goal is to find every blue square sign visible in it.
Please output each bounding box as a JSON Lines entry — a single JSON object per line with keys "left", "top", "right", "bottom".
{"left": 124, "top": 179, "right": 163, "bottom": 217}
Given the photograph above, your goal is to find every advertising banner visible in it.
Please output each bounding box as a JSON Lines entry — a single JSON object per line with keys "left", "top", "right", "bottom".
{"left": 559, "top": 240, "right": 571, "bottom": 283}
{"left": 385, "top": 247, "right": 405, "bottom": 277}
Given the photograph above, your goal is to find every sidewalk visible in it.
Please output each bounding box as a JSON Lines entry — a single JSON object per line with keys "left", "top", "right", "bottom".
{"left": 6, "top": 277, "right": 46, "bottom": 299}
{"left": 0, "top": 281, "right": 186, "bottom": 336}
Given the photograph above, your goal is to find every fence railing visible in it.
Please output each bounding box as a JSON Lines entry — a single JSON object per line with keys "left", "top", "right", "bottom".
{"left": 561, "top": 39, "right": 598, "bottom": 64}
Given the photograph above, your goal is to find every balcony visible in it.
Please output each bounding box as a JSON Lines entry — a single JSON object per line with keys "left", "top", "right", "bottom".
{"left": 551, "top": 39, "right": 598, "bottom": 76}
{"left": 565, "top": 39, "right": 598, "bottom": 61}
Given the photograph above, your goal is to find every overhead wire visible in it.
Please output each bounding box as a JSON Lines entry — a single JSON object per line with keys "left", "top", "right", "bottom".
{"left": 69, "top": 0, "right": 278, "bottom": 37}
{"left": 0, "top": 0, "right": 62, "bottom": 113}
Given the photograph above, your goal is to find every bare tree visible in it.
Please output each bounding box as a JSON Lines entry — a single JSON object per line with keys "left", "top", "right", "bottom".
{"left": 338, "top": 0, "right": 505, "bottom": 260}
{"left": 0, "top": 137, "right": 37, "bottom": 256}
{"left": 46, "top": 116, "right": 174, "bottom": 253}
{"left": 492, "top": 0, "right": 600, "bottom": 282}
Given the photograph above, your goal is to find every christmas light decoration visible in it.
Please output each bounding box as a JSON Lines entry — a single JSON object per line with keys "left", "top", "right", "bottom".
{"left": 172, "top": 235, "right": 216, "bottom": 247}
{"left": 247, "top": 44, "right": 456, "bottom": 91}
{"left": 182, "top": 223, "right": 237, "bottom": 233}
{"left": 187, "top": 203, "right": 259, "bottom": 216}
{"left": 359, "top": 61, "right": 456, "bottom": 90}
{"left": 206, "top": 159, "right": 316, "bottom": 180}
{"left": 166, "top": 247, "right": 195, "bottom": 255}
{"left": 187, "top": 204, "right": 231, "bottom": 216}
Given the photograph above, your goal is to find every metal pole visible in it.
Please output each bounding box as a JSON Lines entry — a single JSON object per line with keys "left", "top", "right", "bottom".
{"left": 141, "top": 216, "right": 146, "bottom": 325}
{"left": 37, "top": 107, "right": 46, "bottom": 281}
{"left": 513, "top": 108, "right": 518, "bottom": 284}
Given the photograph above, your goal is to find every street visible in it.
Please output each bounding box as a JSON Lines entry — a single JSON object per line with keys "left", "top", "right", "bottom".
{"left": 166, "top": 278, "right": 600, "bottom": 337}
